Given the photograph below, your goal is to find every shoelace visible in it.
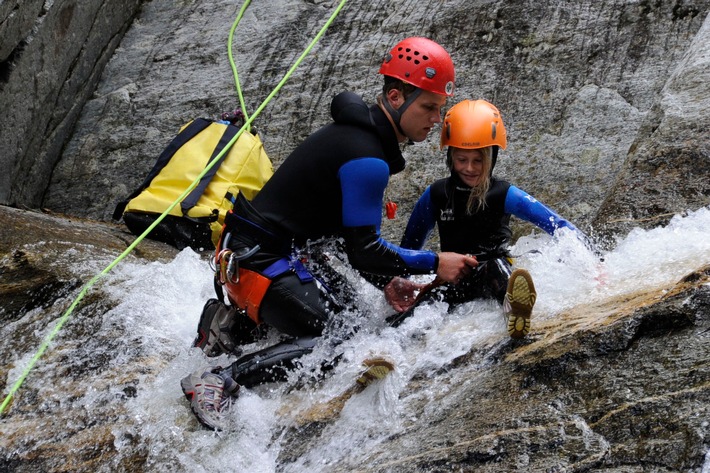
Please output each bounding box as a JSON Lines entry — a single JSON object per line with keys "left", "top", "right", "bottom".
{"left": 199, "top": 378, "right": 226, "bottom": 413}
{"left": 219, "top": 394, "right": 233, "bottom": 412}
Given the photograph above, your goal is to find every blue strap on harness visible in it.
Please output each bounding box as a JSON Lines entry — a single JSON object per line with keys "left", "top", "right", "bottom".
{"left": 263, "top": 255, "right": 314, "bottom": 282}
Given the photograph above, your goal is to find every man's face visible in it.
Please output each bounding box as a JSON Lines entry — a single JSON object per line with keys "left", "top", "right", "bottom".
{"left": 398, "top": 90, "right": 446, "bottom": 142}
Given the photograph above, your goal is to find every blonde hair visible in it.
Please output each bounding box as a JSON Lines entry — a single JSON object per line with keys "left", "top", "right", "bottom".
{"left": 463, "top": 146, "right": 492, "bottom": 215}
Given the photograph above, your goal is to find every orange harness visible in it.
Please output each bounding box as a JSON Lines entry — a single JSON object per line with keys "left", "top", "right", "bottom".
{"left": 215, "top": 252, "right": 315, "bottom": 326}
{"left": 213, "top": 225, "right": 314, "bottom": 325}
{"left": 223, "top": 268, "right": 271, "bottom": 324}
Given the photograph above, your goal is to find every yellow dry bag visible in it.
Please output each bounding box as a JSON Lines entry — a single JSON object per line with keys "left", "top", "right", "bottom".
{"left": 113, "top": 118, "right": 273, "bottom": 251}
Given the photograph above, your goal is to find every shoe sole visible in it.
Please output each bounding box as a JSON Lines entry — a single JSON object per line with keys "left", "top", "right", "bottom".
{"left": 505, "top": 269, "right": 536, "bottom": 339}
{"left": 291, "top": 357, "right": 395, "bottom": 424}
{"left": 193, "top": 299, "right": 220, "bottom": 352}
{"left": 356, "top": 357, "right": 395, "bottom": 386}
{"left": 180, "top": 376, "right": 196, "bottom": 400}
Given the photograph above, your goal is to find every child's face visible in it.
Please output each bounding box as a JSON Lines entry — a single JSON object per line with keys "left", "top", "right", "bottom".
{"left": 451, "top": 148, "right": 485, "bottom": 187}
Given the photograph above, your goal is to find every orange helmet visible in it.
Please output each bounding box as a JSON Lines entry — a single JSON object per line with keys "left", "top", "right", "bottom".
{"left": 379, "top": 37, "right": 455, "bottom": 97}
{"left": 441, "top": 99, "right": 507, "bottom": 150}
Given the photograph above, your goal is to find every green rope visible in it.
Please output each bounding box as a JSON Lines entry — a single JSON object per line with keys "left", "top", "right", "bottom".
{"left": 228, "top": 0, "right": 252, "bottom": 131}
{"left": 0, "top": 0, "right": 348, "bottom": 416}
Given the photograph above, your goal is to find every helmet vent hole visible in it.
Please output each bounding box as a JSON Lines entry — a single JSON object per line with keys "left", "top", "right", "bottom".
{"left": 422, "top": 55, "right": 429, "bottom": 61}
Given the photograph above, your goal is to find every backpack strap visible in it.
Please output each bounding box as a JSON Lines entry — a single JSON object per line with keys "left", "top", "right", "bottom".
{"left": 112, "top": 118, "right": 213, "bottom": 220}
{"left": 180, "top": 123, "right": 240, "bottom": 216}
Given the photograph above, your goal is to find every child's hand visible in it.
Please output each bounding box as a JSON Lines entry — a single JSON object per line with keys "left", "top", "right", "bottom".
{"left": 384, "top": 277, "right": 428, "bottom": 313}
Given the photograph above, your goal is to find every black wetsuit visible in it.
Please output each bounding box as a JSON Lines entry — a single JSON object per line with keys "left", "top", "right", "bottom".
{"left": 218, "top": 92, "right": 441, "bottom": 386}
{"left": 400, "top": 170, "right": 579, "bottom": 309}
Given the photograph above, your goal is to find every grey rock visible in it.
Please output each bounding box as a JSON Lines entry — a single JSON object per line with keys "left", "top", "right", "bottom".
{"left": 0, "top": 0, "right": 142, "bottom": 208}
{"left": 0, "top": 0, "right": 706, "bottom": 243}
{"left": 593, "top": 13, "right": 710, "bottom": 237}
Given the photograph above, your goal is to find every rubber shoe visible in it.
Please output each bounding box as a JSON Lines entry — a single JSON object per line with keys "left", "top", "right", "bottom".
{"left": 193, "top": 299, "right": 238, "bottom": 357}
{"left": 180, "top": 369, "right": 239, "bottom": 430}
{"left": 356, "top": 357, "right": 395, "bottom": 387}
{"left": 504, "top": 269, "right": 537, "bottom": 339}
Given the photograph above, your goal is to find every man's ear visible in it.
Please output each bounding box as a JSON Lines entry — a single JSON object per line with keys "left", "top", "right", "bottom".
{"left": 385, "top": 87, "right": 404, "bottom": 110}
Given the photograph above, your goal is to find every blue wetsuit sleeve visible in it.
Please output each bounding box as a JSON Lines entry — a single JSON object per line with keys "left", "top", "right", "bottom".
{"left": 504, "top": 185, "right": 579, "bottom": 235}
{"left": 400, "top": 187, "right": 437, "bottom": 250}
{"left": 339, "top": 158, "right": 437, "bottom": 275}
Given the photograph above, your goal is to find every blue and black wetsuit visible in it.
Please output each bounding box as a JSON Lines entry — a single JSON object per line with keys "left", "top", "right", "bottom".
{"left": 249, "top": 91, "right": 438, "bottom": 278}
{"left": 400, "top": 172, "right": 579, "bottom": 305}
{"left": 219, "top": 92, "right": 440, "bottom": 387}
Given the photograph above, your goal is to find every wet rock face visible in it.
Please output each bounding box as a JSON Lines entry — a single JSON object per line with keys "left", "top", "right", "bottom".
{"left": 0, "top": 206, "right": 176, "bottom": 322}
{"left": 0, "top": 249, "right": 80, "bottom": 323}
{"left": 0, "top": 206, "right": 176, "bottom": 473}
{"left": 1, "top": 0, "right": 708, "bottom": 242}
{"left": 280, "top": 267, "right": 709, "bottom": 473}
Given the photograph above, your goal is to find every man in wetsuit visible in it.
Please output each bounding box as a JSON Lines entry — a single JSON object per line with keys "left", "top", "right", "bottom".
{"left": 180, "top": 37, "right": 478, "bottom": 430}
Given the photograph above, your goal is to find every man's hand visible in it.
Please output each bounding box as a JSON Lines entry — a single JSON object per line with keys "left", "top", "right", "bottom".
{"left": 435, "top": 252, "right": 478, "bottom": 284}
{"left": 384, "top": 276, "right": 429, "bottom": 313}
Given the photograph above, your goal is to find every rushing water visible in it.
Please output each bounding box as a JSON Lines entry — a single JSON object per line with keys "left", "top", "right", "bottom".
{"left": 3, "top": 207, "right": 710, "bottom": 471}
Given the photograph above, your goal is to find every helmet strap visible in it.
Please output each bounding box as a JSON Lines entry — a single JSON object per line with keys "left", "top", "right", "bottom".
{"left": 382, "top": 88, "right": 423, "bottom": 138}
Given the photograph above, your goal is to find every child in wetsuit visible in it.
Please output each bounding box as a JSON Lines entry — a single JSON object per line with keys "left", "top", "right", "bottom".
{"left": 387, "top": 99, "right": 589, "bottom": 338}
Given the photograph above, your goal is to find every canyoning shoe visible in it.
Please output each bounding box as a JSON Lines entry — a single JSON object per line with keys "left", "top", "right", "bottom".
{"left": 193, "top": 298, "right": 239, "bottom": 357}
{"left": 504, "top": 269, "right": 537, "bottom": 339}
{"left": 290, "top": 357, "right": 396, "bottom": 425}
{"left": 180, "top": 368, "right": 240, "bottom": 430}
{"left": 356, "top": 357, "right": 395, "bottom": 387}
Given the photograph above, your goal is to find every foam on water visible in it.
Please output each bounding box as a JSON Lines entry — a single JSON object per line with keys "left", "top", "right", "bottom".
{"left": 512, "top": 207, "right": 710, "bottom": 318}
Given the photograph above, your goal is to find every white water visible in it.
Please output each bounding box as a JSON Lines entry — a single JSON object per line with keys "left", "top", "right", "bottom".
{"left": 4, "top": 207, "right": 710, "bottom": 471}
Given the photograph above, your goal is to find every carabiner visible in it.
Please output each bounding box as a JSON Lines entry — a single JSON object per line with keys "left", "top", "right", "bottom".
{"left": 226, "top": 252, "right": 239, "bottom": 284}
{"left": 216, "top": 250, "right": 233, "bottom": 284}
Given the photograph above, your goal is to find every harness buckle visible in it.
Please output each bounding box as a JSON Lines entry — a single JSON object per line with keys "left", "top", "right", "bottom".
{"left": 214, "top": 249, "right": 234, "bottom": 285}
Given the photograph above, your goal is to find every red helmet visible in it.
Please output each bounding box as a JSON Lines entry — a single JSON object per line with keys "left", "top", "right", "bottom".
{"left": 379, "top": 37, "right": 455, "bottom": 97}
{"left": 441, "top": 99, "right": 507, "bottom": 150}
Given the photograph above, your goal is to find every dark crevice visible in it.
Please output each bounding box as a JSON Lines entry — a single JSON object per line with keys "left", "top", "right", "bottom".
{"left": 0, "top": 39, "right": 27, "bottom": 85}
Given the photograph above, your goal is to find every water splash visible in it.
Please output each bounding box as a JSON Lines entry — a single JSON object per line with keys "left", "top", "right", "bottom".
{"left": 3, "top": 208, "right": 708, "bottom": 471}
{"left": 114, "top": 207, "right": 710, "bottom": 471}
